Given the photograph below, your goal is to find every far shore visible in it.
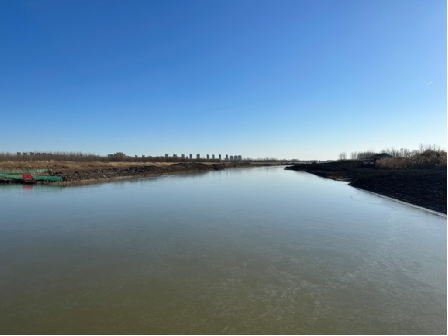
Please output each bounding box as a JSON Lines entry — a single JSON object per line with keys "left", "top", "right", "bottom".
{"left": 0, "top": 161, "right": 284, "bottom": 186}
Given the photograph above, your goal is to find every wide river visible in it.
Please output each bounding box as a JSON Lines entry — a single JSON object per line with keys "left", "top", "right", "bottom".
{"left": 0, "top": 166, "right": 446, "bottom": 334}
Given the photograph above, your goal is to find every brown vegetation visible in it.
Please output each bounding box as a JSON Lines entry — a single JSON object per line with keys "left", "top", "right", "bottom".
{"left": 0, "top": 160, "right": 279, "bottom": 172}
{"left": 340, "top": 144, "right": 446, "bottom": 161}
{"left": 376, "top": 150, "right": 447, "bottom": 170}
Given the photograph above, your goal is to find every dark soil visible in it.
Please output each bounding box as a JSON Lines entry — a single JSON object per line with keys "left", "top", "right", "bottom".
{"left": 57, "top": 162, "right": 231, "bottom": 182}
{"left": 285, "top": 161, "right": 447, "bottom": 214}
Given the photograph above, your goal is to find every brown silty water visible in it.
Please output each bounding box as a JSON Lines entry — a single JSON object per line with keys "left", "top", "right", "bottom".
{"left": 0, "top": 166, "right": 446, "bottom": 334}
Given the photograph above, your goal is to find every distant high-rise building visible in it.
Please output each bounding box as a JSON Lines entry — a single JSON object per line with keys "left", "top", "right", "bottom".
{"left": 226, "top": 154, "right": 228, "bottom": 160}
{"left": 238, "top": 155, "right": 242, "bottom": 160}
{"left": 230, "top": 155, "right": 233, "bottom": 160}
{"left": 181, "top": 154, "right": 185, "bottom": 159}
{"left": 206, "top": 154, "right": 209, "bottom": 159}
{"left": 196, "top": 154, "right": 200, "bottom": 159}
{"left": 173, "top": 154, "right": 177, "bottom": 157}
{"left": 219, "top": 154, "right": 221, "bottom": 160}
{"left": 212, "top": 154, "right": 215, "bottom": 159}
{"left": 165, "top": 154, "right": 168, "bottom": 158}
{"left": 189, "top": 154, "right": 192, "bottom": 159}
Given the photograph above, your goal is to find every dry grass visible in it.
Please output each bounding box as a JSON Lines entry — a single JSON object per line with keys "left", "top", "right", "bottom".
{"left": 376, "top": 150, "right": 447, "bottom": 170}
{"left": 0, "top": 160, "right": 280, "bottom": 172}
{"left": 0, "top": 151, "right": 281, "bottom": 171}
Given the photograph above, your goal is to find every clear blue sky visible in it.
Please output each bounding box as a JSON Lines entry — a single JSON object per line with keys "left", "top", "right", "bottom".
{"left": 1, "top": 0, "right": 446, "bottom": 159}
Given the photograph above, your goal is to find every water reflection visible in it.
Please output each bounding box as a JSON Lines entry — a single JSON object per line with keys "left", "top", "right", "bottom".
{"left": 0, "top": 184, "right": 64, "bottom": 192}
{"left": 0, "top": 167, "right": 445, "bottom": 334}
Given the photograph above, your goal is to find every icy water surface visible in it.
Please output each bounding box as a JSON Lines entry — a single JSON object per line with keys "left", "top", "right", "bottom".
{"left": 0, "top": 166, "right": 446, "bottom": 334}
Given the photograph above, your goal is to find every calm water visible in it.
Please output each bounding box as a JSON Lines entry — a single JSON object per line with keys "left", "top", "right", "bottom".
{"left": 0, "top": 166, "right": 446, "bottom": 334}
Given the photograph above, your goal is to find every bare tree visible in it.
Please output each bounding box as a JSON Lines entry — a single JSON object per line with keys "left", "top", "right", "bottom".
{"left": 356, "top": 150, "right": 375, "bottom": 160}
{"left": 338, "top": 152, "right": 347, "bottom": 160}
{"left": 402, "top": 148, "right": 411, "bottom": 157}
{"left": 382, "top": 147, "right": 396, "bottom": 157}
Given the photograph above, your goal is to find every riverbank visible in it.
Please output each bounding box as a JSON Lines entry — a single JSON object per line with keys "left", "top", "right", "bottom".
{"left": 0, "top": 161, "right": 280, "bottom": 185}
{"left": 285, "top": 161, "right": 447, "bottom": 214}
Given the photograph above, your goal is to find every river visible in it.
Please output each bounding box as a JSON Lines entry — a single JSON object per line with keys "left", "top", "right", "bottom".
{"left": 0, "top": 166, "right": 446, "bottom": 334}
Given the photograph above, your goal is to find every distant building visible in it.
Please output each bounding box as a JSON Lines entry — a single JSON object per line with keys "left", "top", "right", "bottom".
{"left": 165, "top": 154, "right": 168, "bottom": 158}
{"left": 206, "top": 154, "right": 209, "bottom": 159}
{"left": 230, "top": 155, "right": 233, "bottom": 160}
{"left": 189, "top": 154, "right": 192, "bottom": 159}
{"left": 181, "top": 154, "right": 185, "bottom": 159}
{"left": 212, "top": 154, "right": 215, "bottom": 159}
{"left": 196, "top": 154, "right": 200, "bottom": 159}
{"left": 219, "top": 154, "right": 221, "bottom": 160}
{"left": 363, "top": 153, "right": 393, "bottom": 165}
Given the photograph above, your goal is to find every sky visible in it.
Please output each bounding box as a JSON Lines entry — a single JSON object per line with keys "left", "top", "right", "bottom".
{"left": 0, "top": 0, "right": 446, "bottom": 160}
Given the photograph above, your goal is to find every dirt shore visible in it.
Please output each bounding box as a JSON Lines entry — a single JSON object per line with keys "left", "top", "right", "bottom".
{"left": 285, "top": 161, "right": 447, "bottom": 214}
{"left": 0, "top": 161, "right": 280, "bottom": 185}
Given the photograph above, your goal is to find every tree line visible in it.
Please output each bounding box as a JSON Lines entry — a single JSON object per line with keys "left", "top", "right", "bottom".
{"left": 0, "top": 151, "right": 274, "bottom": 163}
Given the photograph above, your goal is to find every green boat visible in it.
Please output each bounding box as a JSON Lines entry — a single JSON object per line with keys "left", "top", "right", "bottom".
{"left": 0, "top": 169, "right": 63, "bottom": 182}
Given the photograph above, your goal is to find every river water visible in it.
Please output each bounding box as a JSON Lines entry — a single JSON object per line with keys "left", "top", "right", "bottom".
{"left": 0, "top": 166, "right": 446, "bottom": 334}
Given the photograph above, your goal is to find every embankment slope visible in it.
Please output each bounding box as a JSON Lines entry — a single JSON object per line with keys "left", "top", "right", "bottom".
{"left": 286, "top": 161, "right": 446, "bottom": 214}
{"left": 0, "top": 161, "right": 278, "bottom": 185}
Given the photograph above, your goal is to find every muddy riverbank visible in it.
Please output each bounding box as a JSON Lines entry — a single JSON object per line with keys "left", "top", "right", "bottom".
{"left": 56, "top": 162, "right": 261, "bottom": 184}
{"left": 0, "top": 161, "right": 279, "bottom": 185}
{"left": 285, "top": 161, "right": 447, "bottom": 214}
